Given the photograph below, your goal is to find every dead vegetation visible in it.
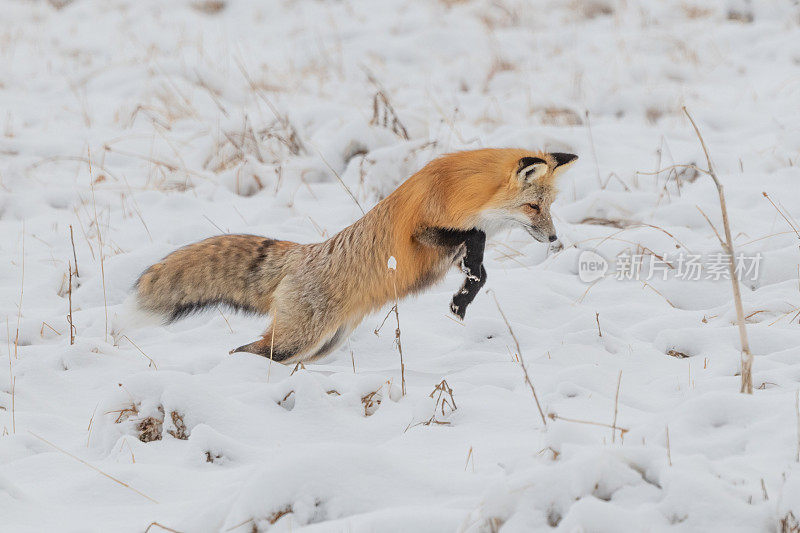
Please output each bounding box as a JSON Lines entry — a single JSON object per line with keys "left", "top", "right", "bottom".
{"left": 537, "top": 107, "right": 583, "bottom": 127}
{"left": 108, "top": 400, "right": 166, "bottom": 443}
{"left": 571, "top": 0, "right": 614, "bottom": 19}
{"left": 108, "top": 402, "right": 139, "bottom": 424}
{"left": 490, "top": 291, "right": 547, "bottom": 426}
{"left": 236, "top": 58, "right": 305, "bottom": 157}
{"left": 483, "top": 57, "right": 515, "bottom": 93}
{"left": 667, "top": 349, "right": 690, "bottom": 359}
{"left": 727, "top": 9, "right": 754, "bottom": 23}
{"left": 46, "top": 0, "right": 74, "bottom": 10}
{"left": 374, "top": 257, "right": 406, "bottom": 395}
{"left": 266, "top": 505, "right": 294, "bottom": 525}
{"left": 579, "top": 216, "right": 635, "bottom": 229}
{"left": 366, "top": 69, "right": 409, "bottom": 141}
{"left": 422, "top": 379, "right": 457, "bottom": 426}
{"left": 205, "top": 451, "right": 223, "bottom": 463}
{"left": 191, "top": 0, "right": 226, "bottom": 15}
{"left": 204, "top": 117, "right": 268, "bottom": 173}
{"left": 361, "top": 388, "right": 382, "bottom": 416}
{"left": 278, "top": 390, "right": 295, "bottom": 410}
{"left": 681, "top": 4, "right": 714, "bottom": 19}
{"left": 167, "top": 411, "right": 189, "bottom": 440}
{"left": 143, "top": 522, "right": 182, "bottom": 533}
{"left": 370, "top": 91, "right": 409, "bottom": 140}
{"left": 484, "top": 516, "right": 505, "bottom": 533}
{"left": 781, "top": 511, "right": 800, "bottom": 533}
{"left": 29, "top": 431, "right": 158, "bottom": 503}
{"left": 548, "top": 412, "right": 629, "bottom": 442}
{"left": 645, "top": 107, "right": 753, "bottom": 392}
{"left": 137, "top": 409, "right": 164, "bottom": 443}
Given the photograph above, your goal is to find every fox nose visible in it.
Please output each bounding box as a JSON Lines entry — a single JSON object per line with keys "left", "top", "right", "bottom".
{"left": 548, "top": 234, "right": 558, "bottom": 242}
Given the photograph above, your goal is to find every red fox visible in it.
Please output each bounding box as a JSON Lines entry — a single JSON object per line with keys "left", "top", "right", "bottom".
{"left": 135, "top": 149, "right": 577, "bottom": 362}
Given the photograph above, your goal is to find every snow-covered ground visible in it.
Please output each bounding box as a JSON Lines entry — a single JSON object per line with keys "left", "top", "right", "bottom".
{"left": 2, "top": 0, "right": 800, "bottom": 531}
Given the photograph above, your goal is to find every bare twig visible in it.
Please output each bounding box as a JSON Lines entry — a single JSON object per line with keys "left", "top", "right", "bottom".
{"left": 388, "top": 257, "right": 405, "bottom": 396}
{"left": 464, "top": 446, "right": 474, "bottom": 472}
{"left": 28, "top": 155, "right": 121, "bottom": 182}
{"left": 69, "top": 224, "right": 79, "bottom": 277}
{"left": 595, "top": 312, "right": 602, "bottom": 337}
{"left": 364, "top": 69, "right": 410, "bottom": 140}
{"left": 683, "top": 107, "right": 752, "bottom": 393}
{"left": 88, "top": 148, "right": 108, "bottom": 342}
{"left": 6, "top": 317, "right": 14, "bottom": 434}
{"left": 612, "top": 370, "right": 622, "bottom": 443}
{"left": 29, "top": 431, "right": 158, "bottom": 503}
{"left": 234, "top": 56, "right": 305, "bottom": 155}
{"left": 763, "top": 192, "right": 800, "bottom": 238}
{"left": 666, "top": 424, "right": 672, "bottom": 466}
{"left": 121, "top": 335, "right": 157, "bottom": 369}
{"left": 641, "top": 281, "right": 676, "bottom": 308}
{"left": 14, "top": 223, "right": 24, "bottom": 359}
{"left": 86, "top": 401, "right": 99, "bottom": 447}
{"left": 636, "top": 163, "right": 710, "bottom": 178}
{"left": 489, "top": 291, "right": 546, "bottom": 426}
{"left": 217, "top": 306, "right": 234, "bottom": 334}
{"left": 268, "top": 308, "right": 278, "bottom": 382}
{"left": 585, "top": 110, "right": 602, "bottom": 188}
{"left": 696, "top": 205, "right": 725, "bottom": 247}
{"left": 370, "top": 91, "right": 410, "bottom": 140}
{"left": 40, "top": 322, "right": 61, "bottom": 337}
{"left": 315, "top": 148, "right": 365, "bottom": 214}
{"left": 144, "top": 522, "right": 182, "bottom": 533}
{"left": 422, "top": 379, "right": 456, "bottom": 425}
{"left": 548, "top": 413, "right": 628, "bottom": 438}
{"left": 67, "top": 263, "right": 76, "bottom": 345}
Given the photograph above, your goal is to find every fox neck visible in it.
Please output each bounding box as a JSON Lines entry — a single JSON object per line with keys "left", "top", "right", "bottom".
{"left": 474, "top": 209, "right": 524, "bottom": 238}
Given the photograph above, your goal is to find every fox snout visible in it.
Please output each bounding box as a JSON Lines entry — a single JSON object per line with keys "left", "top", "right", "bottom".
{"left": 524, "top": 222, "right": 557, "bottom": 244}
{"left": 522, "top": 210, "right": 558, "bottom": 244}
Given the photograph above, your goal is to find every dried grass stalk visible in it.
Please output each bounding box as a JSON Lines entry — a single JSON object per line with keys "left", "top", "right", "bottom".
{"left": 682, "top": 107, "right": 753, "bottom": 393}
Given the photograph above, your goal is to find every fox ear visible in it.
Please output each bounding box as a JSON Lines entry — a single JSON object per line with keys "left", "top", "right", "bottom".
{"left": 517, "top": 157, "right": 548, "bottom": 184}
{"left": 551, "top": 153, "right": 578, "bottom": 177}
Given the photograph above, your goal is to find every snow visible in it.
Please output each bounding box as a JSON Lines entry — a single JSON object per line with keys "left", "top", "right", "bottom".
{"left": 2, "top": 0, "right": 800, "bottom": 531}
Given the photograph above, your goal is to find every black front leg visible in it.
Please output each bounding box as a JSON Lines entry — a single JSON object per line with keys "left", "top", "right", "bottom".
{"left": 414, "top": 227, "right": 487, "bottom": 319}
{"left": 450, "top": 229, "right": 486, "bottom": 319}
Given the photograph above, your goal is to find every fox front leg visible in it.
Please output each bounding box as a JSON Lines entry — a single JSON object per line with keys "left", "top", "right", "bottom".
{"left": 450, "top": 229, "right": 486, "bottom": 319}
{"left": 414, "top": 227, "right": 487, "bottom": 319}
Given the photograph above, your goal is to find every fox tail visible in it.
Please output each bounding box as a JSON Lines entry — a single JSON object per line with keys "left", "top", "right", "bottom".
{"left": 135, "top": 234, "right": 293, "bottom": 322}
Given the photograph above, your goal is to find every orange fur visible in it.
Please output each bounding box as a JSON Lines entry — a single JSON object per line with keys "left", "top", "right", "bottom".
{"left": 135, "top": 148, "right": 577, "bottom": 362}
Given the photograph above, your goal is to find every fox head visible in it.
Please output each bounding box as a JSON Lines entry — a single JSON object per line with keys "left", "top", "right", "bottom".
{"left": 478, "top": 151, "right": 578, "bottom": 243}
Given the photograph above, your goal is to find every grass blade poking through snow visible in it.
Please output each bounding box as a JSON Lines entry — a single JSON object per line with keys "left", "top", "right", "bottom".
{"left": 682, "top": 107, "right": 753, "bottom": 394}
{"left": 375, "top": 256, "right": 406, "bottom": 396}
{"left": 640, "top": 108, "right": 754, "bottom": 394}
{"left": 29, "top": 431, "right": 158, "bottom": 503}
{"left": 489, "top": 290, "right": 547, "bottom": 426}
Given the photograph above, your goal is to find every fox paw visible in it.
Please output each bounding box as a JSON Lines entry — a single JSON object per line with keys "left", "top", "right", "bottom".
{"left": 450, "top": 299, "right": 466, "bottom": 320}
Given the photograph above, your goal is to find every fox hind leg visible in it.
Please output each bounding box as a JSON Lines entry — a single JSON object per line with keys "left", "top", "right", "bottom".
{"left": 230, "top": 321, "right": 351, "bottom": 364}
{"left": 229, "top": 332, "right": 296, "bottom": 361}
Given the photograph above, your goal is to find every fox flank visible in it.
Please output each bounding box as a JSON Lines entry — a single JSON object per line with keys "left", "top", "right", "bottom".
{"left": 134, "top": 148, "right": 578, "bottom": 363}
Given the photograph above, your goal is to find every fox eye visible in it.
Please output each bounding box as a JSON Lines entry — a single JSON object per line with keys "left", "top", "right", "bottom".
{"left": 526, "top": 203, "right": 540, "bottom": 213}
